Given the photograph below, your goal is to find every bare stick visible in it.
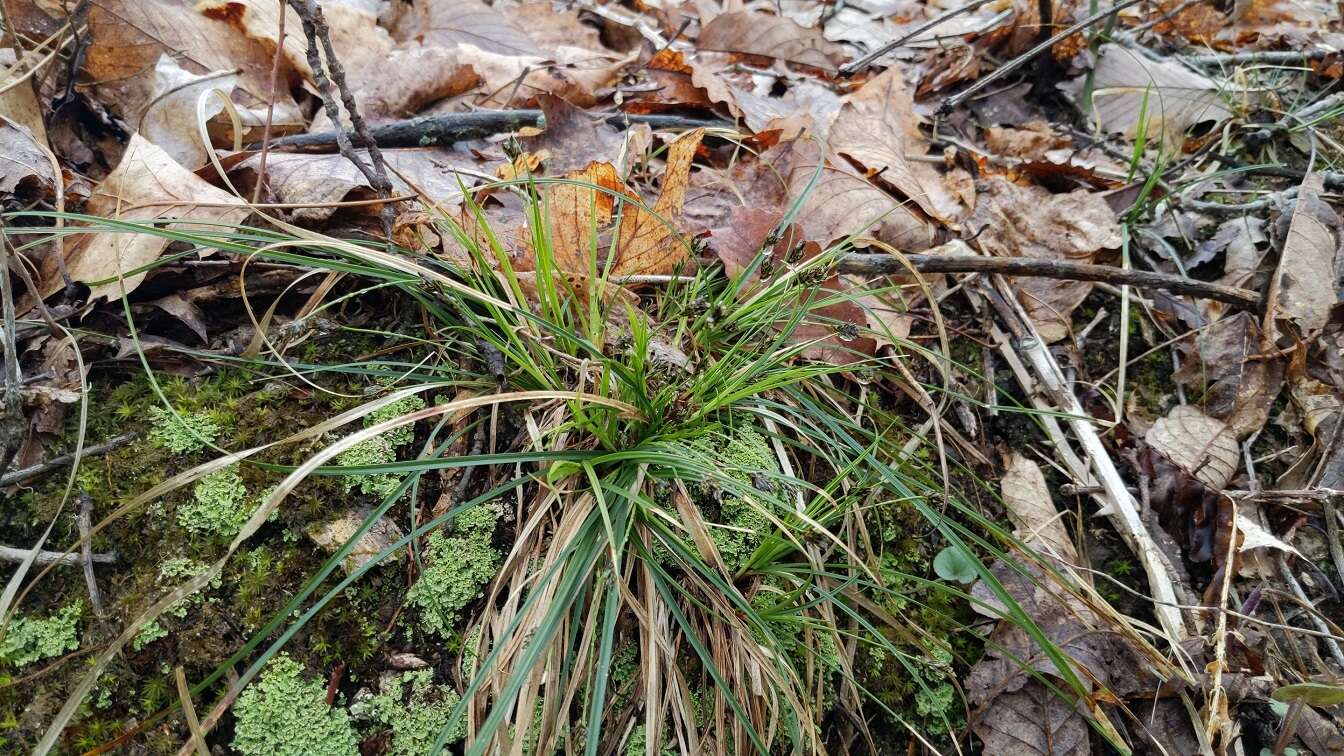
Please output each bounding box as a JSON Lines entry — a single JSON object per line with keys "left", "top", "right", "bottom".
{"left": 984, "top": 278, "right": 1192, "bottom": 649}
{"left": 0, "top": 544, "right": 116, "bottom": 565}
{"left": 0, "top": 217, "right": 23, "bottom": 477}
{"left": 77, "top": 493, "right": 104, "bottom": 616}
{"left": 936, "top": 0, "right": 1147, "bottom": 116}
{"left": 838, "top": 0, "right": 999, "bottom": 76}
{"left": 836, "top": 241, "right": 1262, "bottom": 312}
{"left": 0, "top": 432, "right": 137, "bottom": 487}
{"left": 250, "top": 0, "right": 287, "bottom": 205}
{"left": 287, "top": 0, "right": 395, "bottom": 227}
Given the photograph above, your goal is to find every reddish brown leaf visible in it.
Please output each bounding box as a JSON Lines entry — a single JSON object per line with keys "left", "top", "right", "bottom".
{"left": 611, "top": 129, "right": 704, "bottom": 276}
{"left": 697, "top": 12, "right": 845, "bottom": 70}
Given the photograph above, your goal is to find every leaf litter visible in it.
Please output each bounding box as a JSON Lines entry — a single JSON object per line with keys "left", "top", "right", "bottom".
{"left": 3, "top": 0, "right": 1344, "bottom": 753}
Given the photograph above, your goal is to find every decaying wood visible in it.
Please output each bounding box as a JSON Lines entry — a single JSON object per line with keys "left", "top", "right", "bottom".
{"left": 0, "top": 432, "right": 138, "bottom": 487}
{"left": 262, "top": 111, "right": 731, "bottom": 150}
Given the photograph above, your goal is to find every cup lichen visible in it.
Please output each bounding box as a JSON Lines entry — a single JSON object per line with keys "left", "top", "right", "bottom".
{"left": 406, "top": 503, "right": 500, "bottom": 637}
{"left": 148, "top": 407, "right": 221, "bottom": 455}
{"left": 0, "top": 602, "right": 81, "bottom": 668}
{"left": 231, "top": 654, "right": 359, "bottom": 756}
{"left": 350, "top": 669, "right": 465, "bottom": 754}
{"left": 336, "top": 395, "right": 426, "bottom": 498}
{"left": 178, "top": 467, "right": 250, "bottom": 535}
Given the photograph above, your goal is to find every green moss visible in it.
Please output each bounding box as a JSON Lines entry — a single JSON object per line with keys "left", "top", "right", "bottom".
{"left": 0, "top": 602, "right": 81, "bottom": 668}
{"left": 352, "top": 670, "right": 464, "bottom": 754}
{"left": 178, "top": 468, "right": 249, "bottom": 536}
{"left": 625, "top": 724, "right": 675, "bottom": 756}
{"left": 232, "top": 655, "right": 358, "bottom": 756}
{"left": 148, "top": 407, "right": 220, "bottom": 454}
{"left": 336, "top": 395, "right": 426, "bottom": 498}
{"left": 406, "top": 504, "right": 500, "bottom": 637}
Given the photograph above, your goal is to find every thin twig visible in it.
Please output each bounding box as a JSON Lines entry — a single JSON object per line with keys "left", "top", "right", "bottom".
{"left": 837, "top": 241, "right": 1263, "bottom": 311}
{"left": 936, "top": 0, "right": 1147, "bottom": 116}
{"left": 77, "top": 492, "right": 103, "bottom": 616}
{"left": 1184, "top": 49, "right": 1332, "bottom": 67}
{"left": 838, "top": 0, "right": 998, "bottom": 75}
{"left": 250, "top": 0, "right": 287, "bottom": 205}
{"left": 0, "top": 544, "right": 116, "bottom": 565}
{"left": 287, "top": 0, "right": 395, "bottom": 228}
{"left": 0, "top": 432, "right": 137, "bottom": 487}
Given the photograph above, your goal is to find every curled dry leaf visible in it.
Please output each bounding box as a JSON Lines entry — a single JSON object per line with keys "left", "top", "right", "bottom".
{"left": 697, "top": 11, "right": 846, "bottom": 70}
{"left": 1145, "top": 405, "right": 1239, "bottom": 490}
{"left": 139, "top": 55, "right": 239, "bottom": 170}
{"left": 1064, "top": 43, "right": 1232, "bottom": 141}
{"left": 85, "top": 0, "right": 306, "bottom": 130}
{"left": 232, "top": 148, "right": 483, "bottom": 224}
{"left": 1267, "top": 173, "right": 1341, "bottom": 335}
{"left": 828, "top": 67, "right": 958, "bottom": 222}
{"left": 0, "top": 115, "right": 55, "bottom": 199}
{"left": 610, "top": 128, "right": 704, "bottom": 276}
{"left": 1001, "top": 452, "right": 1078, "bottom": 564}
{"left": 542, "top": 161, "right": 625, "bottom": 274}
{"left": 43, "top": 134, "right": 249, "bottom": 301}
{"left": 968, "top": 176, "right": 1122, "bottom": 342}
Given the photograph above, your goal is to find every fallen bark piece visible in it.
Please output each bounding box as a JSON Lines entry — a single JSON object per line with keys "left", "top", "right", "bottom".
{"left": 308, "top": 509, "right": 406, "bottom": 575}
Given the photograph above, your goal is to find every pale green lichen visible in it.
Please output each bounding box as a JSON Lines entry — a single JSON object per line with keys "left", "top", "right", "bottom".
{"left": 178, "top": 468, "right": 249, "bottom": 535}
{"left": 406, "top": 503, "right": 499, "bottom": 637}
{"left": 700, "top": 427, "right": 780, "bottom": 571}
{"left": 351, "top": 670, "right": 464, "bottom": 754}
{"left": 336, "top": 395, "right": 425, "bottom": 497}
{"left": 0, "top": 601, "right": 81, "bottom": 667}
{"left": 231, "top": 655, "right": 358, "bottom": 756}
{"left": 148, "top": 406, "right": 220, "bottom": 454}
{"left": 131, "top": 558, "right": 220, "bottom": 650}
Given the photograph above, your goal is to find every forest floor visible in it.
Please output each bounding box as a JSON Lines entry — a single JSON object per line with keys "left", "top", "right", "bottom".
{"left": 2, "top": 0, "right": 1344, "bottom": 754}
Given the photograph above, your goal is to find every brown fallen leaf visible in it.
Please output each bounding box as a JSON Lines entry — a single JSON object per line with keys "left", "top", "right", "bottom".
{"left": 42, "top": 134, "right": 249, "bottom": 301}
{"left": 1173, "top": 311, "right": 1283, "bottom": 438}
{"left": 309, "top": 44, "right": 480, "bottom": 131}
{"left": 784, "top": 140, "right": 934, "bottom": 251}
{"left": 391, "top": 0, "right": 541, "bottom": 56}
{"left": 1266, "top": 173, "right": 1341, "bottom": 336}
{"left": 1064, "top": 43, "right": 1232, "bottom": 141}
{"left": 971, "top": 681, "right": 1090, "bottom": 756}
{"left": 435, "top": 42, "right": 630, "bottom": 109}
{"left": 0, "top": 115, "right": 55, "bottom": 199}
{"left": 968, "top": 176, "right": 1122, "bottom": 343}
{"left": 1001, "top": 452, "right": 1079, "bottom": 564}
{"left": 829, "top": 67, "right": 954, "bottom": 222}
{"left": 697, "top": 11, "right": 845, "bottom": 70}
{"left": 1145, "top": 405, "right": 1240, "bottom": 490}
{"left": 231, "top": 148, "right": 484, "bottom": 224}
{"left": 610, "top": 129, "right": 704, "bottom": 276}
{"left": 541, "top": 161, "right": 625, "bottom": 274}
{"left": 520, "top": 95, "right": 627, "bottom": 175}
{"left": 84, "top": 0, "right": 306, "bottom": 131}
